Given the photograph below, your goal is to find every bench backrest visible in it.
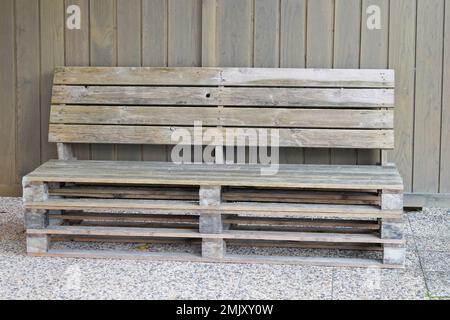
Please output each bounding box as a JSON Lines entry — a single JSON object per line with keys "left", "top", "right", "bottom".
{"left": 49, "top": 67, "right": 394, "bottom": 151}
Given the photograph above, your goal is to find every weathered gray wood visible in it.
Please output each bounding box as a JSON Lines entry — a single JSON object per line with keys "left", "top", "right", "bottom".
{"left": 381, "top": 218, "right": 404, "bottom": 240}
{"left": 24, "top": 198, "right": 402, "bottom": 219}
{"left": 202, "top": 238, "right": 226, "bottom": 259}
{"left": 199, "top": 213, "right": 223, "bottom": 234}
{"left": 24, "top": 209, "right": 49, "bottom": 229}
{"left": 57, "top": 143, "right": 76, "bottom": 160}
{"left": 199, "top": 185, "right": 221, "bottom": 206}
{"left": 50, "top": 105, "right": 394, "bottom": 129}
{"left": 51, "top": 85, "right": 394, "bottom": 108}
{"left": 27, "top": 234, "right": 50, "bottom": 254}
{"left": 381, "top": 192, "right": 404, "bottom": 210}
{"left": 48, "top": 125, "right": 394, "bottom": 149}
{"left": 0, "top": 0, "right": 15, "bottom": 187}
{"left": 383, "top": 244, "right": 406, "bottom": 265}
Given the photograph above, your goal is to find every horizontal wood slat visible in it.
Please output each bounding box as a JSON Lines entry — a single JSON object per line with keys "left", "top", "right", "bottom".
{"left": 48, "top": 124, "right": 394, "bottom": 149}
{"left": 53, "top": 67, "right": 395, "bottom": 88}
{"left": 24, "top": 198, "right": 402, "bottom": 218}
{"left": 27, "top": 225, "right": 404, "bottom": 244}
{"left": 50, "top": 105, "right": 394, "bottom": 128}
{"left": 51, "top": 85, "right": 394, "bottom": 108}
{"left": 25, "top": 160, "right": 404, "bottom": 190}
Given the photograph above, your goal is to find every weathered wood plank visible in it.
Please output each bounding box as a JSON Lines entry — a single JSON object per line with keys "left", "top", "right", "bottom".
{"left": 388, "top": 0, "right": 416, "bottom": 192}
{"left": 27, "top": 225, "right": 404, "bottom": 244}
{"left": 50, "top": 105, "right": 394, "bottom": 129}
{"left": 440, "top": 0, "right": 450, "bottom": 193}
{"left": 16, "top": 0, "right": 41, "bottom": 181}
{"left": 414, "top": 0, "right": 444, "bottom": 193}
{"left": 0, "top": 0, "right": 16, "bottom": 187}
{"left": 65, "top": 0, "right": 91, "bottom": 160}
{"left": 331, "top": 0, "right": 361, "bottom": 165}
{"left": 53, "top": 67, "right": 394, "bottom": 88}
{"left": 40, "top": 0, "right": 64, "bottom": 162}
{"left": 305, "top": 0, "right": 334, "bottom": 164}
{"left": 116, "top": 0, "right": 142, "bottom": 161}
{"left": 51, "top": 85, "right": 394, "bottom": 108}
{"left": 142, "top": 0, "right": 168, "bottom": 162}
{"left": 201, "top": 0, "right": 217, "bottom": 67}
{"left": 358, "top": 0, "right": 389, "bottom": 165}
{"left": 89, "top": 0, "right": 116, "bottom": 160}
{"left": 253, "top": 0, "right": 279, "bottom": 67}
{"left": 25, "top": 198, "right": 402, "bottom": 218}
{"left": 48, "top": 124, "right": 394, "bottom": 149}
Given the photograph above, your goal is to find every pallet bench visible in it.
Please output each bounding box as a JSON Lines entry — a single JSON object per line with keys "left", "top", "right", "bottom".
{"left": 23, "top": 67, "right": 405, "bottom": 268}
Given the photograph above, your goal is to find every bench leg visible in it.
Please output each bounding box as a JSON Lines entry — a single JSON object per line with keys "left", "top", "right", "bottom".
{"left": 23, "top": 179, "right": 50, "bottom": 229}
{"left": 24, "top": 209, "right": 49, "bottom": 229}
{"left": 383, "top": 244, "right": 406, "bottom": 265}
{"left": 381, "top": 191, "right": 405, "bottom": 266}
{"left": 202, "top": 238, "right": 226, "bottom": 259}
{"left": 199, "top": 185, "right": 226, "bottom": 259}
{"left": 26, "top": 234, "right": 49, "bottom": 254}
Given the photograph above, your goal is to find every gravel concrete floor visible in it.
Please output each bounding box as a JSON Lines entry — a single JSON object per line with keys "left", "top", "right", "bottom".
{"left": 0, "top": 197, "right": 448, "bottom": 300}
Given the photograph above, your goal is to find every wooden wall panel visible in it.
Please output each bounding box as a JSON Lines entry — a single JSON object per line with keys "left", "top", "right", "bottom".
{"left": 0, "top": 0, "right": 16, "bottom": 190}
{"left": 388, "top": 0, "right": 416, "bottom": 192}
{"left": 90, "top": 0, "right": 117, "bottom": 160}
{"left": 116, "top": 0, "right": 142, "bottom": 161}
{"left": 305, "top": 0, "right": 334, "bottom": 164}
{"left": 279, "top": 0, "right": 306, "bottom": 164}
{"left": 0, "top": 0, "right": 449, "bottom": 202}
{"left": 65, "top": 0, "right": 91, "bottom": 160}
{"left": 358, "top": 0, "right": 389, "bottom": 165}
{"left": 40, "top": 0, "right": 64, "bottom": 162}
{"left": 16, "top": 0, "right": 41, "bottom": 182}
{"left": 332, "top": 0, "right": 361, "bottom": 165}
{"left": 142, "top": 0, "right": 168, "bottom": 161}
{"left": 414, "top": 0, "right": 444, "bottom": 193}
{"left": 441, "top": 0, "right": 450, "bottom": 193}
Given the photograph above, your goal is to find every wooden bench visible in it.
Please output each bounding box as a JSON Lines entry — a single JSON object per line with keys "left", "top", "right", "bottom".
{"left": 22, "top": 67, "right": 405, "bottom": 268}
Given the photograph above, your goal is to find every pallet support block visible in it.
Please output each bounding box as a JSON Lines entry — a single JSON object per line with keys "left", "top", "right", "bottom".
{"left": 27, "top": 234, "right": 50, "bottom": 254}
{"left": 199, "top": 185, "right": 226, "bottom": 258}
{"left": 381, "top": 191, "right": 405, "bottom": 265}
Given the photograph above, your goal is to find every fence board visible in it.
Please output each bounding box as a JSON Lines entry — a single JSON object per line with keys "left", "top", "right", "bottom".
{"left": 40, "top": 0, "right": 64, "bottom": 162}
{"left": 305, "top": 0, "right": 334, "bottom": 164}
{"left": 414, "top": 0, "right": 444, "bottom": 193}
{"left": 65, "top": 0, "right": 91, "bottom": 160}
{"left": 142, "top": 0, "right": 168, "bottom": 161}
{"left": 0, "top": 0, "right": 15, "bottom": 187}
{"left": 16, "top": 0, "right": 41, "bottom": 181}
{"left": 116, "top": 0, "right": 142, "bottom": 161}
{"left": 388, "top": 0, "right": 416, "bottom": 192}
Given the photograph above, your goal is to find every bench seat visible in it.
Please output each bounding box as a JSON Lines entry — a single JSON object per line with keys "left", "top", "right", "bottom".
{"left": 26, "top": 160, "right": 403, "bottom": 191}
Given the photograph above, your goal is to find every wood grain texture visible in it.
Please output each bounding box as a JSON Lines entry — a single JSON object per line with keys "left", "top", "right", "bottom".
{"left": 50, "top": 105, "right": 393, "bottom": 128}
{"left": 0, "top": 0, "right": 15, "bottom": 186}
{"left": 216, "top": 0, "right": 252, "bottom": 67}
{"left": 116, "top": 0, "right": 142, "bottom": 161}
{"left": 142, "top": 0, "right": 168, "bottom": 161}
{"left": 332, "top": 0, "right": 361, "bottom": 165}
{"left": 305, "top": 0, "right": 334, "bottom": 164}
{"left": 388, "top": 0, "right": 416, "bottom": 192}
{"left": 358, "top": 0, "right": 389, "bottom": 165}
{"left": 53, "top": 66, "right": 394, "bottom": 87}
{"left": 64, "top": 0, "right": 91, "bottom": 160}
{"left": 51, "top": 85, "right": 394, "bottom": 107}
{"left": 89, "top": 0, "right": 116, "bottom": 160}
{"left": 414, "top": 0, "right": 444, "bottom": 193}
{"left": 40, "top": 0, "right": 64, "bottom": 162}
{"left": 254, "top": 0, "right": 279, "bottom": 67}
{"left": 16, "top": 0, "right": 41, "bottom": 181}
{"left": 440, "top": 0, "right": 450, "bottom": 192}
{"left": 48, "top": 124, "right": 394, "bottom": 149}
{"left": 202, "top": 0, "right": 217, "bottom": 67}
